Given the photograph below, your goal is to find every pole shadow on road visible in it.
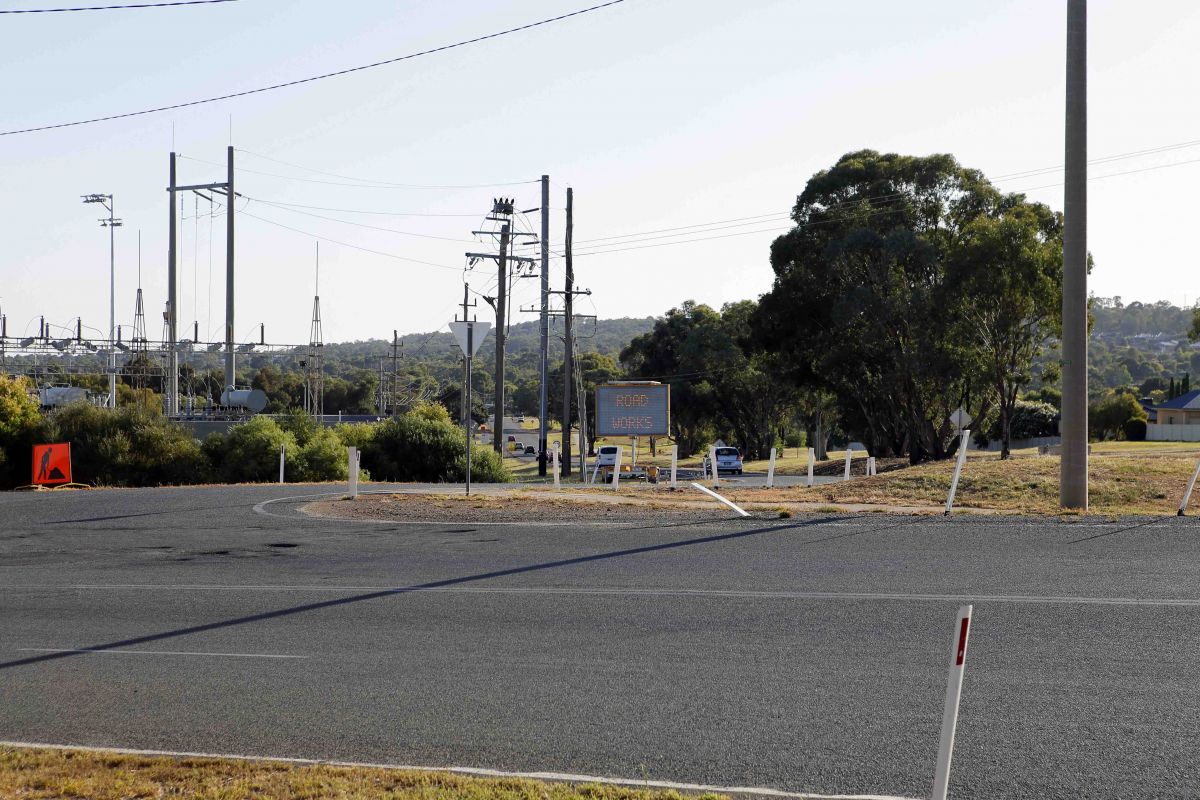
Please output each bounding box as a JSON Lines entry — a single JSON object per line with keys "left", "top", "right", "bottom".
{"left": 0, "top": 513, "right": 941, "bottom": 672}
{"left": 0, "top": 516, "right": 846, "bottom": 671}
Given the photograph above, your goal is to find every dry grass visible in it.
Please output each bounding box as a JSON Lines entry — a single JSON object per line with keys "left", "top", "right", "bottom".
{"left": 726, "top": 454, "right": 1198, "bottom": 516}
{"left": 0, "top": 746, "right": 727, "bottom": 800}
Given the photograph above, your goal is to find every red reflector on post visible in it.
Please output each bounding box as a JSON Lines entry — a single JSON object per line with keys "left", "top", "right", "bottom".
{"left": 955, "top": 616, "right": 970, "bottom": 666}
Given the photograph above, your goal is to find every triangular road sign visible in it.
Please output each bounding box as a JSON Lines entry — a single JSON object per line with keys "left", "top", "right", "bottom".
{"left": 448, "top": 321, "right": 491, "bottom": 357}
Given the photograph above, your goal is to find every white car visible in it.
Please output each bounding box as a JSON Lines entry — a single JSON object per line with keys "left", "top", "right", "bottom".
{"left": 704, "top": 446, "right": 744, "bottom": 475}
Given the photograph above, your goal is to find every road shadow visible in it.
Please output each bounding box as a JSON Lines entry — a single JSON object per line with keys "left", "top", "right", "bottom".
{"left": 1066, "top": 515, "right": 1179, "bottom": 544}
{"left": 1, "top": 515, "right": 857, "bottom": 671}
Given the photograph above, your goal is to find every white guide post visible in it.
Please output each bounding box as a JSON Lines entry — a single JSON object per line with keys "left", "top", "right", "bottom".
{"left": 347, "top": 446, "right": 359, "bottom": 499}
{"left": 279, "top": 444, "right": 285, "bottom": 484}
{"left": 807, "top": 447, "right": 815, "bottom": 488}
{"left": 690, "top": 482, "right": 751, "bottom": 517}
{"left": 1180, "top": 458, "right": 1200, "bottom": 516}
{"left": 552, "top": 442, "right": 560, "bottom": 489}
{"left": 931, "top": 604, "right": 973, "bottom": 800}
{"left": 944, "top": 430, "right": 971, "bottom": 516}
{"left": 868, "top": 456, "right": 876, "bottom": 477}
{"left": 767, "top": 447, "right": 777, "bottom": 488}
{"left": 670, "top": 444, "right": 678, "bottom": 488}
{"left": 709, "top": 446, "right": 720, "bottom": 488}
{"left": 843, "top": 449, "right": 852, "bottom": 481}
{"left": 612, "top": 445, "right": 623, "bottom": 490}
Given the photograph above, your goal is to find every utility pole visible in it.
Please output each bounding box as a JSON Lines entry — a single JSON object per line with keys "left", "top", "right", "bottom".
{"left": 537, "top": 174, "right": 551, "bottom": 476}
{"left": 495, "top": 223, "right": 509, "bottom": 455}
{"left": 167, "top": 153, "right": 179, "bottom": 415}
{"left": 562, "top": 187, "right": 574, "bottom": 476}
{"left": 466, "top": 198, "right": 537, "bottom": 456}
{"left": 167, "top": 146, "right": 236, "bottom": 412}
{"left": 1061, "top": 0, "right": 1088, "bottom": 509}
{"left": 459, "top": 283, "right": 477, "bottom": 425}
{"left": 225, "top": 145, "right": 236, "bottom": 394}
{"left": 81, "top": 193, "right": 122, "bottom": 408}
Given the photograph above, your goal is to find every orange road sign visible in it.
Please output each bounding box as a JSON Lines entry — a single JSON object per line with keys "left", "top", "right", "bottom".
{"left": 32, "top": 443, "right": 72, "bottom": 487}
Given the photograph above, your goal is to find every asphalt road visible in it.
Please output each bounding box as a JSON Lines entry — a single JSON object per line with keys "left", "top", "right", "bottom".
{"left": 2, "top": 485, "right": 1200, "bottom": 799}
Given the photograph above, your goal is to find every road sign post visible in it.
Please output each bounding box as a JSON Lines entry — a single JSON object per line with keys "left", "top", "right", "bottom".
{"left": 449, "top": 320, "right": 492, "bottom": 497}
{"left": 931, "top": 605, "right": 973, "bottom": 800}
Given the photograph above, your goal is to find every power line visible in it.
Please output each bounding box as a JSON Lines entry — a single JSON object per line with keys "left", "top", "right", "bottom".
{"left": 1, "top": 0, "right": 235, "bottom": 12}
{"left": 236, "top": 149, "right": 535, "bottom": 190}
{"left": 1, "top": 0, "right": 627, "bottom": 136}
{"left": 181, "top": 154, "right": 536, "bottom": 190}
{"left": 238, "top": 208, "right": 463, "bottom": 272}
{"left": 245, "top": 196, "right": 478, "bottom": 243}
{"left": 225, "top": 198, "right": 480, "bottom": 217}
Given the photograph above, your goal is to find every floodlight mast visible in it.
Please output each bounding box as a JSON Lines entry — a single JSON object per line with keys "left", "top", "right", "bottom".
{"left": 82, "top": 193, "right": 121, "bottom": 408}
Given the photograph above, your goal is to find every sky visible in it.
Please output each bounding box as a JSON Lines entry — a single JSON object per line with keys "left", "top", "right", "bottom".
{"left": 2, "top": 0, "right": 1200, "bottom": 347}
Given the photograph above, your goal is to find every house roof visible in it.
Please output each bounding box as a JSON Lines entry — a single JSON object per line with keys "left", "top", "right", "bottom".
{"left": 1158, "top": 389, "right": 1200, "bottom": 410}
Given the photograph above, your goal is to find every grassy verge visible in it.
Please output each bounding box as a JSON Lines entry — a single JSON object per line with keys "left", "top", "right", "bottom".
{"left": 0, "top": 746, "right": 726, "bottom": 800}
{"left": 725, "top": 454, "right": 1197, "bottom": 515}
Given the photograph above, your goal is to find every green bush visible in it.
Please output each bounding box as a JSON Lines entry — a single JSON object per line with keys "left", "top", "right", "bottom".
{"left": 45, "top": 402, "right": 209, "bottom": 487}
{"left": 0, "top": 374, "right": 49, "bottom": 488}
{"left": 333, "top": 421, "right": 377, "bottom": 453}
{"left": 293, "top": 425, "right": 349, "bottom": 482}
{"left": 365, "top": 410, "right": 511, "bottom": 483}
{"left": 1123, "top": 417, "right": 1148, "bottom": 442}
{"left": 210, "top": 416, "right": 296, "bottom": 483}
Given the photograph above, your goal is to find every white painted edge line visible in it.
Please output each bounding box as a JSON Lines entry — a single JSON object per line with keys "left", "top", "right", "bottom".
{"left": 17, "top": 648, "right": 307, "bottom": 659}
{"left": 5, "top": 585, "right": 1200, "bottom": 606}
{"left": 0, "top": 740, "right": 916, "bottom": 800}
{"left": 690, "top": 481, "right": 752, "bottom": 517}
{"left": 253, "top": 491, "right": 766, "bottom": 527}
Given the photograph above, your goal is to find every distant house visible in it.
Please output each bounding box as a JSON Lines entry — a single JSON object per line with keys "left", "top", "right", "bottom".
{"left": 1148, "top": 389, "right": 1200, "bottom": 441}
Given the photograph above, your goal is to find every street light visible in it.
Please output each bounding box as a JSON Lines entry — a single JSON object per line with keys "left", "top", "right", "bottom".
{"left": 82, "top": 193, "right": 122, "bottom": 409}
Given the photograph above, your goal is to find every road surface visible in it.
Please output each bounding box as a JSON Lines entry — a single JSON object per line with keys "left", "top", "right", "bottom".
{"left": 2, "top": 485, "right": 1199, "bottom": 799}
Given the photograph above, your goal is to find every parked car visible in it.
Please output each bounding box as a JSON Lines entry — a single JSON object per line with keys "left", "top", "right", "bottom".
{"left": 704, "top": 446, "right": 744, "bottom": 475}
{"left": 524, "top": 445, "right": 536, "bottom": 455}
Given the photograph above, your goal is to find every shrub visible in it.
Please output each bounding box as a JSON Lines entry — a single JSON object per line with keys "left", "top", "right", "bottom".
{"left": 293, "top": 425, "right": 350, "bottom": 482}
{"left": 212, "top": 416, "right": 296, "bottom": 483}
{"left": 365, "top": 410, "right": 511, "bottom": 483}
{"left": 0, "top": 374, "right": 48, "bottom": 488}
{"left": 45, "top": 402, "right": 209, "bottom": 486}
{"left": 1123, "top": 417, "right": 1148, "bottom": 442}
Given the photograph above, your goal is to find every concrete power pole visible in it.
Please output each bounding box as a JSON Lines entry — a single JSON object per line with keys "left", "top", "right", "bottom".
{"left": 561, "top": 187, "right": 574, "bottom": 476}
{"left": 167, "top": 152, "right": 179, "bottom": 415}
{"left": 224, "top": 145, "right": 236, "bottom": 394}
{"left": 494, "top": 224, "right": 510, "bottom": 455}
{"left": 537, "top": 175, "right": 551, "bottom": 476}
{"left": 1061, "top": 0, "right": 1088, "bottom": 509}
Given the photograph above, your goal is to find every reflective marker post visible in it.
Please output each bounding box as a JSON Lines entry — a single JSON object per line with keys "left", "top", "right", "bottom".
{"left": 709, "top": 446, "right": 719, "bottom": 488}
{"left": 932, "top": 605, "right": 973, "bottom": 800}
{"left": 944, "top": 430, "right": 971, "bottom": 516}
{"left": 767, "top": 447, "right": 776, "bottom": 488}
{"left": 279, "top": 444, "right": 285, "bottom": 484}
{"left": 670, "top": 444, "right": 678, "bottom": 488}
{"left": 612, "top": 445, "right": 623, "bottom": 490}
{"left": 843, "top": 449, "right": 852, "bottom": 481}
{"left": 1180, "top": 458, "right": 1200, "bottom": 516}
{"left": 552, "top": 442, "right": 560, "bottom": 489}
{"left": 807, "top": 447, "right": 815, "bottom": 488}
{"left": 347, "top": 446, "right": 358, "bottom": 499}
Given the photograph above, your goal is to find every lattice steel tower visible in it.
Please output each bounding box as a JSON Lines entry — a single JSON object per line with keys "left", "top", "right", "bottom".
{"left": 303, "top": 244, "right": 324, "bottom": 418}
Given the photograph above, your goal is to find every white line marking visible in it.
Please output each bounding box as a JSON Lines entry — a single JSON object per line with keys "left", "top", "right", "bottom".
{"left": 5, "top": 585, "right": 1200, "bottom": 606}
{"left": 0, "top": 740, "right": 915, "bottom": 800}
{"left": 17, "top": 648, "right": 307, "bottom": 659}
{"left": 252, "top": 492, "right": 745, "bottom": 527}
